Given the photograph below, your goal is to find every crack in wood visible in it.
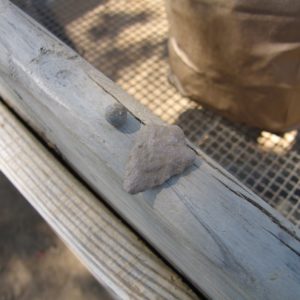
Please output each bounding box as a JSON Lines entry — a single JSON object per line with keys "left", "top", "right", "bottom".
{"left": 214, "top": 176, "right": 300, "bottom": 244}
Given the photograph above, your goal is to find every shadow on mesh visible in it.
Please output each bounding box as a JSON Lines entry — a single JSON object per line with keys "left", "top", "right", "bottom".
{"left": 176, "top": 108, "right": 300, "bottom": 224}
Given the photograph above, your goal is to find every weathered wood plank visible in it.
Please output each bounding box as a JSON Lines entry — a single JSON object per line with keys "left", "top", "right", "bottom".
{"left": 0, "top": 2, "right": 300, "bottom": 299}
{"left": 0, "top": 102, "right": 199, "bottom": 300}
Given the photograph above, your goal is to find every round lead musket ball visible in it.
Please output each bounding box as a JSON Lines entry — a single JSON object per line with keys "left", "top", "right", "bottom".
{"left": 105, "top": 103, "right": 127, "bottom": 127}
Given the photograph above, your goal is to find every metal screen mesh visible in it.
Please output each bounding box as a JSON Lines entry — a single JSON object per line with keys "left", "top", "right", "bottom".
{"left": 12, "top": 0, "right": 300, "bottom": 228}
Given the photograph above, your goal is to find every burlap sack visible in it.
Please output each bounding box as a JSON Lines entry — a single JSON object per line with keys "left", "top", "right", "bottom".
{"left": 166, "top": 0, "right": 300, "bottom": 132}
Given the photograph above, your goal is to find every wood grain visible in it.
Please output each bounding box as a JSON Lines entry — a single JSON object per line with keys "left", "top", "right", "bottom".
{"left": 0, "top": 102, "right": 199, "bottom": 300}
{"left": 1, "top": 2, "right": 300, "bottom": 299}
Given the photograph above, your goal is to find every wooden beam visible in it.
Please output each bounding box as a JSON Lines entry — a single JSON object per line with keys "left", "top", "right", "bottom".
{"left": 0, "top": 102, "right": 199, "bottom": 300}
{"left": 1, "top": 2, "right": 300, "bottom": 299}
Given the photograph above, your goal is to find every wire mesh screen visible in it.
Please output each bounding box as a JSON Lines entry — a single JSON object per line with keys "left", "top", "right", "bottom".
{"left": 12, "top": 0, "right": 300, "bottom": 228}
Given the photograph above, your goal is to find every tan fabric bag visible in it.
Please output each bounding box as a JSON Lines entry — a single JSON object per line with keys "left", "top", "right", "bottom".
{"left": 166, "top": 0, "right": 300, "bottom": 132}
